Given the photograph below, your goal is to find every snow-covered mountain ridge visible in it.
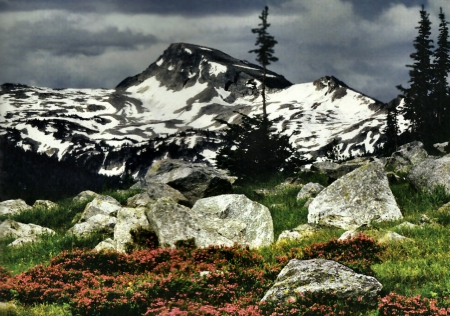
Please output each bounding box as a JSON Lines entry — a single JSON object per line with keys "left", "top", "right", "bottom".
{"left": 0, "top": 43, "right": 390, "bottom": 178}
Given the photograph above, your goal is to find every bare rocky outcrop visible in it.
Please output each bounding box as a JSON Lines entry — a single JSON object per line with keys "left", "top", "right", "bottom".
{"left": 407, "top": 154, "right": 450, "bottom": 194}
{"left": 142, "top": 159, "right": 233, "bottom": 205}
{"left": 261, "top": 259, "right": 382, "bottom": 305}
{"left": 385, "top": 141, "right": 428, "bottom": 173}
{"left": 0, "top": 199, "right": 32, "bottom": 217}
{"left": 308, "top": 162, "right": 402, "bottom": 230}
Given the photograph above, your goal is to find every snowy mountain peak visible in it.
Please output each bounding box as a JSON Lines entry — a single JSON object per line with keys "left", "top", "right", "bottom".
{"left": 116, "top": 43, "right": 292, "bottom": 100}
{"left": 1, "top": 43, "right": 391, "bottom": 184}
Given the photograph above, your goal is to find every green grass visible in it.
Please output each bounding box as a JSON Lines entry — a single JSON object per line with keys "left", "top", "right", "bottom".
{"left": 0, "top": 188, "right": 139, "bottom": 275}
{"left": 2, "top": 174, "right": 450, "bottom": 314}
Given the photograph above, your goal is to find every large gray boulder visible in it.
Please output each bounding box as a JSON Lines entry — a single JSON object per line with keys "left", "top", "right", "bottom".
{"left": 68, "top": 214, "right": 117, "bottom": 237}
{"left": 127, "top": 182, "right": 190, "bottom": 207}
{"left": 407, "top": 154, "right": 450, "bottom": 194}
{"left": 143, "top": 159, "right": 233, "bottom": 205}
{"left": 146, "top": 197, "right": 233, "bottom": 248}
{"left": 385, "top": 141, "right": 428, "bottom": 173}
{"left": 308, "top": 162, "right": 402, "bottom": 230}
{"left": 114, "top": 207, "right": 151, "bottom": 252}
{"left": 0, "top": 219, "right": 55, "bottom": 240}
{"left": 261, "top": 259, "right": 382, "bottom": 305}
{"left": 0, "top": 199, "right": 32, "bottom": 217}
{"left": 79, "top": 195, "right": 122, "bottom": 222}
{"left": 191, "top": 194, "right": 274, "bottom": 248}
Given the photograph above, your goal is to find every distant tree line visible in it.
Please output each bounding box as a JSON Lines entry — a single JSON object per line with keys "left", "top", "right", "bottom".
{"left": 386, "top": 5, "right": 450, "bottom": 152}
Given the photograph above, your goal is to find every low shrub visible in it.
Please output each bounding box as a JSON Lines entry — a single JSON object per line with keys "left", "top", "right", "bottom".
{"left": 378, "top": 292, "right": 450, "bottom": 315}
{"left": 288, "top": 233, "right": 385, "bottom": 275}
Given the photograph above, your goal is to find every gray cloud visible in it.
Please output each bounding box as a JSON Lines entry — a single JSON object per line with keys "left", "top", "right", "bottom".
{"left": 6, "top": 17, "right": 158, "bottom": 57}
{"left": 0, "top": 0, "right": 448, "bottom": 103}
{"left": 0, "top": 0, "right": 289, "bottom": 16}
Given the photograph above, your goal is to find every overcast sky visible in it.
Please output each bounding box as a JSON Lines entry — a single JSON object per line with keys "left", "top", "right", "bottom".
{"left": 0, "top": 0, "right": 449, "bottom": 103}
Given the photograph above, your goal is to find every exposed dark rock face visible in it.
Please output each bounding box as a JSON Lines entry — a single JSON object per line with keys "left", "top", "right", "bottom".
{"left": 116, "top": 43, "right": 293, "bottom": 99}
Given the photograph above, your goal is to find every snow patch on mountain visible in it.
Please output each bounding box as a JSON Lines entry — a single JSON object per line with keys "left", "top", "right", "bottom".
{"left": 0, "top": 43, "right": 397, "bottom": 179}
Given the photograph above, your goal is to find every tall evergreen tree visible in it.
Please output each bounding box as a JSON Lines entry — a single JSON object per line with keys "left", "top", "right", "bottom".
{"left": 383, "top": 103, "right": 400, "bottom": 154}
{"left": 397, "top": 5, "right": 434, "bottom": 142}
{"left": 431, "top": 7, "right": 450, "bottom": 140}
{"left": 215, "top": 113, "right": 294, "bottom": 179}
{"left": 249, "top": 5, "right": 278, "bottom": 120}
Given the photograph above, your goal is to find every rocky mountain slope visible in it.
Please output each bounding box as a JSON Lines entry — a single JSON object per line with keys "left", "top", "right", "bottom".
{"left": 1, "top": 43, "right": 392, "bottom": 182}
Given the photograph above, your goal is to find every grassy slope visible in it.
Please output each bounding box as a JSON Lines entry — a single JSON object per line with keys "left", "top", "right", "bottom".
{"left": 1, "top": 174, "right": 450, "bottom": 314}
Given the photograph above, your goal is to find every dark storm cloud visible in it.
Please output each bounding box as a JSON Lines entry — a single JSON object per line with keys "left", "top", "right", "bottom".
{"left": 0, "top": 0, "right": 288, "bottom": 16}
{"left": 5, "top": 17, "right": 158, "bottom": 56}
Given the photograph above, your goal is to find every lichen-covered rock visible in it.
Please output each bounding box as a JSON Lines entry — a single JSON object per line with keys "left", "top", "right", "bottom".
{"left": 68, "top": 214, "right": 117, "bottom": 237}
{"left": 146, "top": 197, "right": 239, "bottom": 248}
{"left": 385, "top": 141, "right": 428, "bottom": 173}
{"left": 338, "top": 228, "right": 410, "bottom": 244}
{"left": 191, "top": 194, "right": 274, "bottom": 248}
{"left": 308, "top": 162, "right": 402, "bottom": 230}
{"left": 0, "top": 199, "right": 32, "bottom": 217}
{"left": 0, "top": 219, "right": 55, "bottom": 240}
{"left": 114, "top": 207, "right": 151, "bottom": 252}
{"left": 433, "top": 142, "right": 449, "bottom": 154}
{"left": 407, "top": 154, "right": 450, "bottom": 194}
{"left": 127, "top": 182, "right": 190, "bottom": 207}
{"left": 437, "top": 202, "right": 450, "bottom": 214}
{"left": 33, "top": 200, "right": 58, "bottom": 209}
{"left": 143, "top": 159, "right": 232, "bottom": 205}
{"left": 261, "top": 259, "right": 382, "bottom": 305}
{"left": 394, "top": 221, "right": 419, "bottom": 229}
{"left": 7, "top": 236, "right": 40, "bottom": 247}
{"left": 311, "top": 157, "right": 370, "bottom": 180}
{"left": 73, "top": 190, "right": 99, "bottom": 203}
{"left": 277, "top": 224, "right": 320, "bottom": 243}
{"left": 297, "top": 183, "right": 325, "bottom": 200}
{"left": 94, "top": 238, "right": 117, "bottom": 252}
{"left": 79, "top": 195, "right": 122, "bottom": 221}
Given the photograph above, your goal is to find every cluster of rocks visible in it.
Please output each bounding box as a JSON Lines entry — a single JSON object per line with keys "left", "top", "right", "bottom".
{"left": 0, "top": 159, "right": 272, "bottom": 252}
{"left": 2, "top": 143, "right": 450, "bottom": 307}
{"left": 277, "top": 141, "right": 450, "bottom": 245}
